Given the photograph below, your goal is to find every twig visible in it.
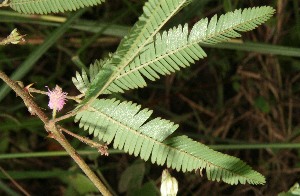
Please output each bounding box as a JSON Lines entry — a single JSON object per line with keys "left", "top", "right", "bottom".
{"left": 0, "top": 71, "right": 112, "bottom": 196}
{"left": 59, "top": 126, "right": 109, "bottom": 156}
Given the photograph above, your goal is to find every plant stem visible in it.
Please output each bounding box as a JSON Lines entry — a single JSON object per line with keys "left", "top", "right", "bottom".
{"left": 46, "top": 121, "right": 111, "bottom": 195}
{"left": 0, "top": 71, "right": 112, "bottom": 196}
{"left": 0, "top": 71, "right": 49, "bottom": 123}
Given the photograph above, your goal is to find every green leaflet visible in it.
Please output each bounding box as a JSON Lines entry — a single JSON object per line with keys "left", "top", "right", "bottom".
{"left": 10, "top": 0, "right": 105, "bottom": 14}
{"left": 75, "top": 98, "right": 266, "bottom": 185}
{"left": 73, "top": 6, "right": 275, "bottom": 95}
{"left": 82, "top": 0, "right": 191, "bottom": 105}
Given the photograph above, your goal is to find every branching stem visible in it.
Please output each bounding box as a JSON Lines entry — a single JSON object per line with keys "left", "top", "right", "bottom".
{"left": 0, "top": 71, "right": 112, "bottom": 196}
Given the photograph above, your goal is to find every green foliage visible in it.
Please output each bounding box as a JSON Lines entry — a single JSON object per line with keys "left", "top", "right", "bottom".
{"left": 75, "top": 98, "right": 266, "bottom": 185}
{"left": 9, "top": 0, "right": 105, "bottom": 14}
{"left": 70, "top": 0, "right": 275, "bottom": 186}
{"left": 75, "top": 98, "right": 178, "bottom": 146}
{"left": 72, "top": 59, "right": 106, "bottom": 94}
{"left": 81, "top": 0, "right": 193, "bottom": 105}
{"left": 118, "top": 161, "right": 145, "bottom": 193}
{"left": 131, "top": 181, "right": 158, "bottom": 196}
{"left": 74, "top": 6, "right": 275, "bottom": 96}
{"left": 64, "top": 174, "right": 99, "bottom": 195}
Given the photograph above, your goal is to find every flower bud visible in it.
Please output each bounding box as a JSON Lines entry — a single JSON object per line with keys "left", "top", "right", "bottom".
{"left": 160, "top": 169, "right": 178, "bottom": 196}
{"left": 1, "top": 28, "right": 26, "bottom": 45}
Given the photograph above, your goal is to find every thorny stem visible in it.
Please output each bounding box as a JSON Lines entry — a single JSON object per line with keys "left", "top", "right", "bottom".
{"left": 0, "top": 71, "right": 49, "bottom": 123}
{"left": 0, "top": 71, "right": 112, "bottom": 196}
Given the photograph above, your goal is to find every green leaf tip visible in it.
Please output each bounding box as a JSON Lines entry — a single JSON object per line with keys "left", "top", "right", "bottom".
{"left": 10, "top": 0, "right": 106, "bottom": 14}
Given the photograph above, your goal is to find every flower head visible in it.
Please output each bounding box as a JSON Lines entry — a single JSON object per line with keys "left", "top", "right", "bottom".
{"left": 47, "top": 85, "right": 67, "bottom": 112}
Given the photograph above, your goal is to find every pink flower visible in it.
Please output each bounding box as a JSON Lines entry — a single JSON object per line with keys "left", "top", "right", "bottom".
{"left": 47, "top": 85, "right": 67, "bottom": 111}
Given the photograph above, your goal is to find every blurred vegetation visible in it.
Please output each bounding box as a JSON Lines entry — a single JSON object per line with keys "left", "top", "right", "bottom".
{"left": 0, "top": 0, "right": 299, "bottom": 195}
